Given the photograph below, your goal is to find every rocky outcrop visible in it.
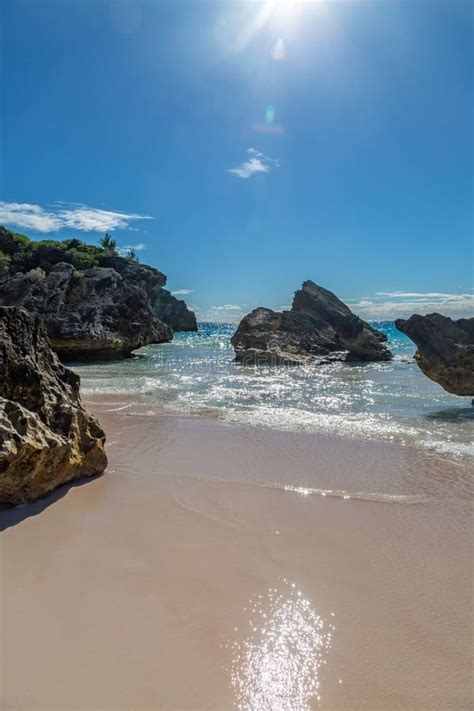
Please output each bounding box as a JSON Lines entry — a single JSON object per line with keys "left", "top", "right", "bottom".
{"left": 0, "top": 227, "right": 198, "bottom": 357}
{"left": 151, "top": 288, "right": 197, "bottom": 331}
{"left": 0, "top": 306, "right": 107, "bottom": 506}
{"left": 91, "top": 256, "right": 197, "bottom": 332}
{"left": 395, "top": 313, "right": 474, "bottom": 396}
{"left": 231, "top": 280, "right": 392, "bottom": 365}
{"left": 0, "top": 260, "right": 172, "bottom": 360}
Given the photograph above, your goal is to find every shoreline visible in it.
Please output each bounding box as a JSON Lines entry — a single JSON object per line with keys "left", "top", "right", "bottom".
{"left": 74, "top": 332, "right": 474, "bottom": 462}
{"left": 1, "top": 397, "right": 473, "bottom": 709}
{"left": 83, "top": 390, "right": 472, "bottom": 468}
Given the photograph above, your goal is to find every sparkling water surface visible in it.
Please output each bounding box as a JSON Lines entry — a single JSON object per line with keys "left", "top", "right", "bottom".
{"left": 74, "top": 322, "right": 473, "bottom": 460}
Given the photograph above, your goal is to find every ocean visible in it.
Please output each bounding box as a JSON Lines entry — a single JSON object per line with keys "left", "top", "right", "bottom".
{"left": 74, "top": 321, "right": 473, "bottom": 460}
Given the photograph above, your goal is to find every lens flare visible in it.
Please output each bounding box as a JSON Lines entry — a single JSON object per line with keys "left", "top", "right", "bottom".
{"left": 253, "top": 105, "right": 284, "bottom": 136}
{"left": 265, "top": 105, "right": 275, "bottom": 124}
{"left": 272, "top": 37, "right": 286, "bottom": 61}
{"left": 252, "top": 123, "right": 285, "bottom": 136}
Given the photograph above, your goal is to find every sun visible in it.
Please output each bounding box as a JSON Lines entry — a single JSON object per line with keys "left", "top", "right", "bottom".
{"left": 261, "top": 0, "right": 309, "bottom": 35}
{"left": 231, "top": 0, "right": 321, "bottom": 54}
{"left": 246, "top": 0, "right": 300, "bottom": 40}
{"left": 266, "top": 0, "right": 297, "bottom": 20}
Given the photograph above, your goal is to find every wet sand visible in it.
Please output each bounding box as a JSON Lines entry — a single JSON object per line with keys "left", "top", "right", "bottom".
{"left": 1, "top": 397, "right": 473, "bottom": 710}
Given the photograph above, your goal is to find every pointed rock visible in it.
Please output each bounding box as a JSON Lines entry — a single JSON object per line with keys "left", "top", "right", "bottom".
{"left": 231, "top": 280, "right": 392, "bottom": 365}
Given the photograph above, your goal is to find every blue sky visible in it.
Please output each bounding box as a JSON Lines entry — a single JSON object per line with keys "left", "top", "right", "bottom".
{"left": 0, "top": 0, "right": 472, "bottom": 321}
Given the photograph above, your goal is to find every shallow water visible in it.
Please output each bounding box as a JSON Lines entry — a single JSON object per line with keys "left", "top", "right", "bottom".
{"left": 2, "top": 406, "right": 472, "bottom": 710}
{"left": 74, "top": 322, "right": 473, "bottom": 460}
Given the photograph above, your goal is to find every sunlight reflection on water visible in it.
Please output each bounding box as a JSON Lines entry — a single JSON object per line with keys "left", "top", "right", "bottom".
{"left": 229, "top": 582, "right": 334, "bottom": 710}
{"left": 75, "top": 322, "right": 474, "bottom": 460}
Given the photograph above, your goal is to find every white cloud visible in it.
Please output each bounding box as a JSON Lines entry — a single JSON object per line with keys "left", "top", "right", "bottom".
{"left": 0, "top": 203, "right": 62, "bottom": 232}
{"left": 195, "top": 304, "right": 246, "bottom": 322}
{"left": 0, "top": 201, "right": 153, "bottom": 233}
{"left": 121, "top": 243, "right": 146, "bottom": 251}
{"left": 171, "top": 289, "right": 194, "bottom": 295}
{"left": 375, "top": 291, "right": 466, "bottom": 299}
{"left": 196, "top": 290, "right": 473, "bottom": 324}
{"left": 118, "top": 243, "right": 147, "bottom": 256}
{"left": 350, "top": 291, "right": 474, "bottom": 320}
{"left": 227, "top": 148, "right": 279, "bottom": 179}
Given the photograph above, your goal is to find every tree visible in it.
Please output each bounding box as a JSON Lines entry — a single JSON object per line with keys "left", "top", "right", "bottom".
{"left": 99, "top": 233, "right": 118, "bottom": 254}
{"left": 127, "top": 248, "right": 139, "bottom": 263}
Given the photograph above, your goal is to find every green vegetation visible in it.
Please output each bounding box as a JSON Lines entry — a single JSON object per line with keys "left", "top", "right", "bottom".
{"left": 99, "top": 233, "right": 118, "bottom": 254}
{"left": 127, "top": 247, "right": 139, "bottom": 263}
{"left": 0, "top": 251, "right": 11, "bottom": 276}
{"left": 0, "top": 226, "right": 134, "bottom": 275}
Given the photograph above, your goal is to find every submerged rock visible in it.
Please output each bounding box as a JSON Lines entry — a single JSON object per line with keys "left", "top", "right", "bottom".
{"left": 151, "top": 288, "right": 197, "bottom": 331}
{"left": 395, "top": 313, "right": 474, "bottom": 396}
{"left": 0, "top": 306, "right": 107, "bottom": 506}
{"left": 231, "top": 280, "right": 392, "bottom": 365}
{"left": 0, "top": 260, "right": 172, "bottom": 360}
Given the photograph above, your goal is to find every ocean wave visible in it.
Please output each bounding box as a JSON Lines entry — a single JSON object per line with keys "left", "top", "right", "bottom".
{"left": 75, "top": 322, "right": 473, "bottom": 463}
{"left": 182, "top": 473, "right": 429, "bottom": 505}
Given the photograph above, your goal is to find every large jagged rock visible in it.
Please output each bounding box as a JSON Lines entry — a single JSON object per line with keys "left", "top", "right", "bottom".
{"left": 395, "top": 313, "right": 474, "bottom": 396}
{"left": 151, "top": 288, "right": 197, "bottom": 331}
{"left": 231, "top": 280, "right": 392, "bottom": 365}
{"left": 97, "top": 256, "right": 197, "bottom": 332}
{"left": 0, "top": 227, "right": 198, "bottom": 353}
{"left": 0, "top": 306, "right": 107, "bottom": 506}
{"left": 0, "top": 261, "right": 172, "bottom": 360}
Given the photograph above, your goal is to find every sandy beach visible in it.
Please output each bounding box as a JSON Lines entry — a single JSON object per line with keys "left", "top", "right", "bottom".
{"left": 1, "top": 0, "right": 472, "bottom": 707}
{"left": 1, "top": 396, "right": 472, "bottom": 710}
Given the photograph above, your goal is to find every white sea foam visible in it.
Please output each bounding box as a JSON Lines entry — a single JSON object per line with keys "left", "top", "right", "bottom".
{"left": 75, "top": 323, "right": 474, "bottom": 461}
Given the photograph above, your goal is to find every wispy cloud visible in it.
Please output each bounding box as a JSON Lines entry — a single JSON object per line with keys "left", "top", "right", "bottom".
{"left": 349, "top": 290, "right": 474, "bottom": 320}
{"left": 171, "top": 289, "right": 194, "bottom": 296}
{"left": 375, "top": 291, "right": 466, "bottom": 299}
{"left": 210, "top": 304, "right": 243, "bottom": 310}
{"left": 0, "top": 203, "right": 62, "bottom": 232}
{"left": 196, "top": 304, "right": 246, "bottom": 322}
{"left": 227, "top": 148, "right": 279, "bottom": 179}
{"left": 118, "top": 243, "right": 146, "bottom": 256}
{"left": 0, "top": 201, "right": 153, "bottom": 233}
{"left": 121, "top": 243, "right": 146, "bottom": 251}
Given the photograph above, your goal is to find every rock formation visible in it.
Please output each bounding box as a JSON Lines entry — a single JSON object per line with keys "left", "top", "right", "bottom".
{"left": 395, "top": 313, "right": 474, "bottom": 396}
{"left": 231, "top": 280, "right": 392, "bottom": 365}
{"left": 151, "top": 288, "right": 197, "bottom": 331}
{"left": 0, "top": 261, "right": 172, "bottom": 360}
{"left": 0, "top": 306, "right": 107, "bottom": 506}
{"left": 0, "top": 227, "right": 198, "bottom": 358}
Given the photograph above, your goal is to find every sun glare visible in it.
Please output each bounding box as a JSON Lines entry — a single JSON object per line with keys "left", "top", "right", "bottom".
{"left": 235, "top": 0, "right": 325, "bottom": 51}
{"left": 265, "top": 0, "right": 303, "bottom": 31}
{"left": 232, "top": 0, "right": 296, "bottom": 52}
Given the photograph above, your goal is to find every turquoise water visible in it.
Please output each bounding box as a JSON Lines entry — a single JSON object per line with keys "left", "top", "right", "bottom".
{"left": 75, "top": 322, "right": 473, "bottom": 459}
